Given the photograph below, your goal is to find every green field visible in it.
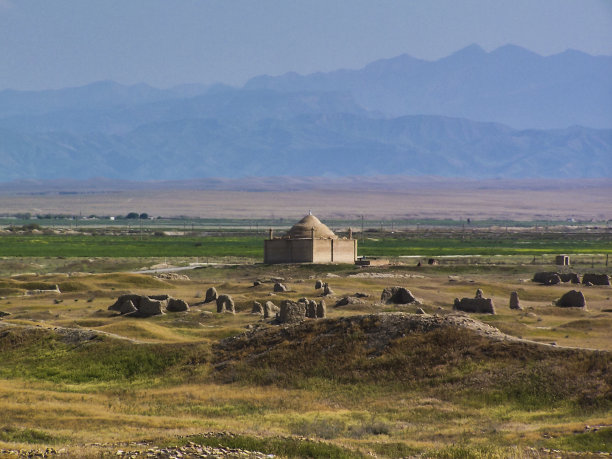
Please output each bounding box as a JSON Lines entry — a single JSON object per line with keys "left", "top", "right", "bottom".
{"left": 0, "top": 232, "right": 610, "bottom": 258}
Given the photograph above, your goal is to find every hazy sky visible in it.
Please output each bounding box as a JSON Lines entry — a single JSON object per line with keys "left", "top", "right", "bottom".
{"left": 1, "top": 0, "right": 611, "bottom": 91}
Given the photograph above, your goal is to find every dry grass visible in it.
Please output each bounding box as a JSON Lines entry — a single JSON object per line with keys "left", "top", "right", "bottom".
{"left": 0, "top": 258, "right": 611, "bottom": 457}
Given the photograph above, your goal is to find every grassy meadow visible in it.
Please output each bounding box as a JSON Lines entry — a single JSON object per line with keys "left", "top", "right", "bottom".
{"left": 0, "top": 251, "right": 611, "bottom": 457}
{"left": 1, "top": 226, "right": 611, "bottom": 260}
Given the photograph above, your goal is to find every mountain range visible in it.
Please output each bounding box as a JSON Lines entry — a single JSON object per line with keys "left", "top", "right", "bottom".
{"left": 0, "top": 44, "right": 610, "bottom": 181}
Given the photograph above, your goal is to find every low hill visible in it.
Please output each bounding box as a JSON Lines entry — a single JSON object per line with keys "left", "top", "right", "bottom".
{"left": 214, "top": 313, "right": 611, "bottom": 409}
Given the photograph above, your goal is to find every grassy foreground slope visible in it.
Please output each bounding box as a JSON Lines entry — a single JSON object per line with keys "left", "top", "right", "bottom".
{"left": 0, "top": 263, "right": 611, "bottom": 457}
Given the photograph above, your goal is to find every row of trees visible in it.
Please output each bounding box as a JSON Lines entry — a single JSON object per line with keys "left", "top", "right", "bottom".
{"left": 125, "top": 212, "right": 149, "bottom": 219}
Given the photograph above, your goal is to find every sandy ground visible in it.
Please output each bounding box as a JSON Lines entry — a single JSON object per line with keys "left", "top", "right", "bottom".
{"left": 1, "top": 187, "right": 611, "bottom": 221}
{"left": 1, "top": 178, "right": 611, "bottom": 220}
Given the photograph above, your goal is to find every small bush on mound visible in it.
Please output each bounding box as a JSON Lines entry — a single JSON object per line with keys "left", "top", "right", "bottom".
{"left": 57, "top": 280, "right": 88, "bottom": 292}
{"left": 290, "top": 417, "right": 346, "bottom": 439}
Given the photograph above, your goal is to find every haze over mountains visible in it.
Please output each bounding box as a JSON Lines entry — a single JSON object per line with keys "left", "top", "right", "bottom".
{"left": 0, "top": 44, "right": 610, "bottom": 182}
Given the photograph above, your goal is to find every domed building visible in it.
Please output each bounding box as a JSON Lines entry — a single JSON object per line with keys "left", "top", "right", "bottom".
{"left": 264, "top": 213, "right": 357, "bottom": 264}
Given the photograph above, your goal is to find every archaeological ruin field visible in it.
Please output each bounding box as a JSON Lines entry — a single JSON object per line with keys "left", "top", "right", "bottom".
{"left": 0, "top": 217, "right": 611, "bottom": 458}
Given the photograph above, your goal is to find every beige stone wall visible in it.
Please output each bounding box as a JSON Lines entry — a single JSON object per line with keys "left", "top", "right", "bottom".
{"left": 312, "top": 239, "right": 333, "bottom": 263}
{"left": 264, "top": 238, "right": 357, "bottom": 264}
{"left": 333, "top": 239, "right": 357, "bottom": 263}
{"left": 264, "top": 239, "right": 313, "bottom": 264}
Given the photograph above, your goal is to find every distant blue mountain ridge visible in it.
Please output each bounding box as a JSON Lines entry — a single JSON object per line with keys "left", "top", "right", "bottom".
{"left": 0, "top": 44, "right": 610, "bottom": 181}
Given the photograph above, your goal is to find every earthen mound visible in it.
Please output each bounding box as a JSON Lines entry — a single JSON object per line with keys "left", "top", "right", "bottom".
{"left": 108, "top": 294, "right": 189, "bottom": 317}
{"left": 381, "top": 286, "right": 418, "bottom": 304}
{"left": 556, "top": 290, "right": 586, "bottom": 308}
{"left": 582, "top": 274, "right": 610, "bottom": 286}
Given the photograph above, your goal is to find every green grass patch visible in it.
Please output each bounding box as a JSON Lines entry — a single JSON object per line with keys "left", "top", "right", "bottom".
{"left": 427, "top": 444, "right": 515, "bottom": 458}
{"left": 0, "top": 327, "right": 210, "bottom": 384}
{"left": 1, "top": 232, "right": 610, "bottom": 259}
{"left": 359, "top": 236, "right": 612, "bottom": 256}
{"left": 0, "top": 234, "right": 263, "bottom": 258}
{"left": 544, "top": 427, "right": 612, "bottom": 453}
{"left": 0, "top": 426, "right": 62, "bottom": 444}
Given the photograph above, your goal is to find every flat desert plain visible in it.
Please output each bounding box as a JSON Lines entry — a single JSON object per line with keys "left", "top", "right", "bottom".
{"left": 1, "top": 178, "right": 610, "bottom": 220}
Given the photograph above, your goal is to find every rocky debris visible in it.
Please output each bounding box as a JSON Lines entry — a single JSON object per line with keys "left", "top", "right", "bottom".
{"left": 263, "top": 301, "right": 279, "bottom": 319}
{"left": 0, "top": 435, "right": 276, "bottom": 458}
{"left": 113, "top": 443, "right": 271, "bottom": 458}
{"left": 306, "top": 300, "right": 317, "bottom": 318}
{"left": 251, "top": 301, "right": 263, "bottom": 315}
{"left": 26, "top": 284, "right": 61, "bottom": 295}
{"left": 354, "top": 292, "right": 369, "bottom": 298}
{"left": 279, "top": 300, "right": 306, "bottom": 324}
{"left": 154, "top": 272, "right": 190, "bottom": 281}
{"left": 556, "top": 290, "right": 587, "bottom": 308}
{"left": 109, "top": 294, "right": 193, "bottom": 317}
{"left": 335, "top": 296, "right": 365, "bottom": 307}
{"left": 149, "top": 294, "right": 171, "bottom": 301}
{"left": 453, "top": 297, "right": 496, "bottom": 314}
{"left": 166, "top": 298, "right": 189, "bottom": 312}
{"left": 273, "top": 282, "right": 287, "bottom": 292}
{"left": 533, "top": 271, "right": 581, "bottom": 285}
{"left": 380, "top": 286, "right": 418, "bottom": 304}
{"left": 316, "top": 300, "right": 326, "bottom": 318}
{"left": 0, "top": 447, "right": 62, "bottom": 457}
{"left": 582, "top": 273, "right": 610, "bottom": 286}
{"left": 204, "top": 287, "right": 218, "bottom": 303}
{"left": 475, "top": 288, "right": 483, "bottom": 298}
{"left": 322, "top": 283, "right": 334, "bottom": 296}
{"left": 547, "top": 274, "right": 561, "bottom": 285}
{"left": 216, "top": 295, "right": 235, "bottom": 314}
{"left": 0, "top": 310, "right": 11, "bottom": 318}
{"left": 119, "top": 299, "right": 138, "bottom": 315}
{"left": 335, "top": 296, "right": 350, "bottom": 307}
{"left": 509, "top": 291, "right": 522, "bottom": 310}
{"left": 314, "top": 279, "right": 323, "bottom": 289}
{"left": 428, "top": 258, "right": 439, "bottom": 265}
{"left": 349, "top": 272, "right": 425, "bottom": 279}
{"left": 533, "top": 271, "right": 562, "bottom": 285}
{"left": 416, "top": 307, "right": 426, "bottom": 314}
{"left": 253, "top": 280, "right": 262, "bottom": 286}
{"left": 138, "top": 297, "right": 166, "bottom": 317}
{"left": 559, "top": 272, "right": 581, "bottom": 284}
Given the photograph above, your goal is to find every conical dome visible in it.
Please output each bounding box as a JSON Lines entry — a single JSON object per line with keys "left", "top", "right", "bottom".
{"left": 286, "top": 214, "right": 337, "bottom": 239}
